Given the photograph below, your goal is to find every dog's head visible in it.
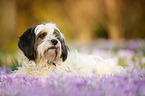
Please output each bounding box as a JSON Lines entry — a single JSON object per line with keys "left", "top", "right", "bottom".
{"left": 18, "top": 23, "right": 68, "bottom": 64}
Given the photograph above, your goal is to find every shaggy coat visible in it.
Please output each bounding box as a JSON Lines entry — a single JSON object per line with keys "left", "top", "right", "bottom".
{"left": 16, "top": 23, "right": 126, "bottom": 78}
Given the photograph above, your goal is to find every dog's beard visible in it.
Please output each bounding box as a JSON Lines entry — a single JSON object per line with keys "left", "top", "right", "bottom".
{"left": 44, "top": 47, "right": 61, "bottom": 64}
{"left": 37, "top": 42, "right": 61, "bottom": 64}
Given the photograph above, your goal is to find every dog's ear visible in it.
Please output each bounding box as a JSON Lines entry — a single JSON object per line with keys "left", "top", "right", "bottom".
{"left": 18, "top": 26, "right": 36, "bottom": 60}
{"left": 61, "top": 39, "right": 69, "bottom": 62}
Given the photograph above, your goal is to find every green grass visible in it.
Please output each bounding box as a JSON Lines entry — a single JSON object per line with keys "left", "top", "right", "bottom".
{"left": 10, "top": 58, "right": 22, "bottom": 71}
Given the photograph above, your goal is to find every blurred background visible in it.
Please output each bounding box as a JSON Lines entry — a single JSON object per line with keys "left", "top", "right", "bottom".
{"left": 0, "top": 0, "right": 145, "bottom": 66}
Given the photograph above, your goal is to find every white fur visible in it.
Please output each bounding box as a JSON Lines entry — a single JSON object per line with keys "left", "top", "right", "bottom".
{"left": 16, "top": 52, "right": 126, "bottom": 78}
{"left": 35, "top": 23, "right": 64, "bottom": 38}
{"left": 16, "top": 23, "right": 126, "bottom": 78}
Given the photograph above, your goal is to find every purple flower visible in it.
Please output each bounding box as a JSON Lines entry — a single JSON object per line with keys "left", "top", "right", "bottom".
{"left": 117, "top": 49, "right": 134, "bottom": 58}
{"left": 0, "top": 70, "right": 145, "bottom": 96}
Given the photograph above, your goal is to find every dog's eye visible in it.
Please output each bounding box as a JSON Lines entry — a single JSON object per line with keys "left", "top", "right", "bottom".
{"left": 54, "top": 32, "right": 61, "bottom": 40}
{"left": 53, "top": 31, "right": 59, "bottom": 37}
{"left": 53, "top": 29, "right": 60, "bottom": 37}
{"left": 38, "top": 32, "right": 47, "bottom": 39}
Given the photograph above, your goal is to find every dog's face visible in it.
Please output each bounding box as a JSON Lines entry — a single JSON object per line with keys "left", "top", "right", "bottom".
{"left": 18, "top": 23, "right": 68, "bottom": 64}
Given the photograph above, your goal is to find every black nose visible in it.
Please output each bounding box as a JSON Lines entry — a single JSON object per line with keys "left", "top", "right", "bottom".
{"left": 51, "top": 39, "right": 58, "bottom": 45}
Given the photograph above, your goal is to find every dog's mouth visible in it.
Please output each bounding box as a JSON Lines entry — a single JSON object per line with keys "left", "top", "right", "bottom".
{"left": 45, "top": 46, "right": 57, "bottom": 52}
{"left": 48, "top": 46, "right": 57, "bottom": 49}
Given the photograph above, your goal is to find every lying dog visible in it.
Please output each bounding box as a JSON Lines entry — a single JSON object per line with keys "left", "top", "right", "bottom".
{"left": 16, "top": 23, "right": 126, "bottom": 78}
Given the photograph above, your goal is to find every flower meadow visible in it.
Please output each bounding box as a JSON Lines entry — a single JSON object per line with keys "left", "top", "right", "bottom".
{"left": 0, "top": 39, "right": 145, "bottom": 96}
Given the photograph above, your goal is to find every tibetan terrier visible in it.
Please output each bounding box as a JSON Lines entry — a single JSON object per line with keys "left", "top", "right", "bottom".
{"left": 16, "top": 23, "right": 126, "bottom": 78}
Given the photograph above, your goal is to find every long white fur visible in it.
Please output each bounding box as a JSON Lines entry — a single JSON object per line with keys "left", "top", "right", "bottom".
{"left": 16, "top": 23, "right": 126, "bottom": 78}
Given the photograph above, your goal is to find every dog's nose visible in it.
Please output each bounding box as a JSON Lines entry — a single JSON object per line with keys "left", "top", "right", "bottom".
{"left": 51, "top": 39, "right": 58, "bottom": 45}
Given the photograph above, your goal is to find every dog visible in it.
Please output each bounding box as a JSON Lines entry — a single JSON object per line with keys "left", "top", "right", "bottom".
{"left": 16, "top": 23, "right": 126, "bottom": 78}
